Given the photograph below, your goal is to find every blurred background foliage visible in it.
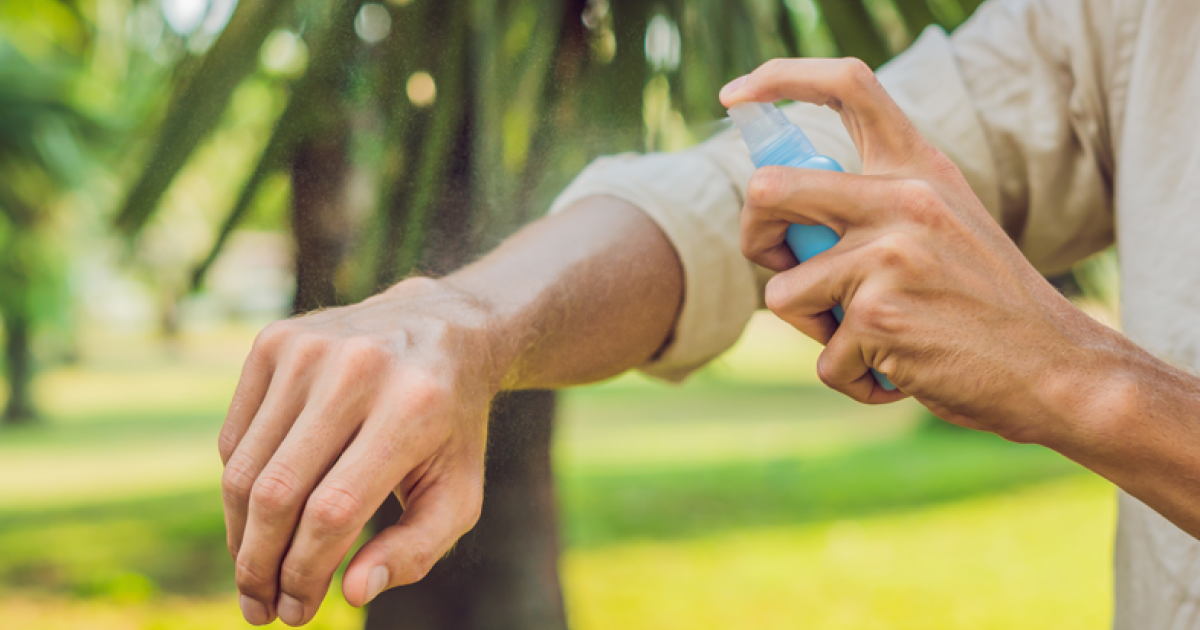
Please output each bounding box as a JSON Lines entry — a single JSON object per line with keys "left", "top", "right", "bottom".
{"left": 0, "top": 0, "right": 1103, "bottom": 426}
{"left": 0, "top": 0, "right": 1119, "bottom": 628}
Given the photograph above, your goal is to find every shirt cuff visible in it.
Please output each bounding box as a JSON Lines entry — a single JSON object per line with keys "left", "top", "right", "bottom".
{"left": 547, "top": 151, "right": 759, "bottom": 382}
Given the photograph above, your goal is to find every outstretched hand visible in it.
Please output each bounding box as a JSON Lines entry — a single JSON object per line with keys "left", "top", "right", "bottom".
{"left": 219, "top": 279, "right": 496, "bottom": 626}
{"left": 720, "top": 58, "right": 1113, "bottom": 442}
{"left": 217, "top": 191, "right": 688, "bottom": 627}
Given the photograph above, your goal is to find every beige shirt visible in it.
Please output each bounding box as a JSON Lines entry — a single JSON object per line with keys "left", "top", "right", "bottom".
{"left": 549, "top": 0, "right": 1200, "bottom": 626}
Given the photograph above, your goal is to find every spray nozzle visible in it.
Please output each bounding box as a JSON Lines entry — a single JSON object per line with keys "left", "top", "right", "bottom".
{"left": 728, "top": 102, "right": 818, "bottom": 166}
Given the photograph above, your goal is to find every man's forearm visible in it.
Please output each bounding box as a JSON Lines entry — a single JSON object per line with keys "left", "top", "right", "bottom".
{"left": 1048, "top": 330, "right": 1200, "bottom": 537}
{"left": 218, "top": 195, "right": 683, "bottom": 625}
{"left": 440, "top": 195, "right": 684, "bottom": 390}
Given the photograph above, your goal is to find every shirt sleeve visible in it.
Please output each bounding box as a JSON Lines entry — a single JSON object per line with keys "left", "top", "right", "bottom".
{"left": 945, "top": 0, "right": 1116, "bottom": 275}
{"left": 548, "top": 0, "right": 1115, "bottom": 382}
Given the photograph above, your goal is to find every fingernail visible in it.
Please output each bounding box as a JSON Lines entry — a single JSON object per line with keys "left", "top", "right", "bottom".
{"left": 366, "top": 566, "right": 390, "bottom": 603}
{"left": 720, "top": 75, "right": 748, "bottom": 100}
{"left": 278, "top": 593, "right": 304, "bottom": 626}
{"left": 239, "top": 594, "right": 271, "bottom": 626}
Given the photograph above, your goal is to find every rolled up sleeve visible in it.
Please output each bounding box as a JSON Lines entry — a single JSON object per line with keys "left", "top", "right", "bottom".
{"left": 548, "top": 150, "right": 759, "bottom": 382}
{"left": 549, "top": 0, "right": 1114, "bottom": 381}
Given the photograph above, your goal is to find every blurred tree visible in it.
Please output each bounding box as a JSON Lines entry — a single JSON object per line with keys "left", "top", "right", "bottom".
{"left": 109, "top": 0, "right": 983, "bottom": 626}
{"left": 113, "top": 0, "right": 293, "bottom": 237}
{"left": 0, "top": 28, "right": 92, "bottom": 423}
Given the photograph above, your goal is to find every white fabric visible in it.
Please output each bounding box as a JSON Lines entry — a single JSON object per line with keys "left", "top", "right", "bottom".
{"left": 549, "top": 0, "right": 1200, "bottom": 625}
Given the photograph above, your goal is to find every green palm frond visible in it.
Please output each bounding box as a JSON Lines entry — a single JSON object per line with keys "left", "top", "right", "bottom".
{"left": 190, "top": 0, "right": 367, "bottom": 290}
{"left": 812, "top": 0, "right": 891, "bottom": 67}
{"left": 112, "top": 0, "right": 293, "bottom": 236}
{"left": 130, "top": 0, "right": 988, "bottom": 295}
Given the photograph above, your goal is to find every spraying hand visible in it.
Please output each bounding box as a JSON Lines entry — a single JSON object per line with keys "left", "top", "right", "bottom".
{"left": 719, "top": 58, "right": 1124, "bottom": 440}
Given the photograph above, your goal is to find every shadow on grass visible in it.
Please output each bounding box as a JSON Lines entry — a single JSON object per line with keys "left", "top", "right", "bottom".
{"left": 0, "top": 411, "right": 223, "bottom": 449}
{"left": 0, "top": 425, "right": 1089, "bottom": 597}
{"left": 0, "top": 489, "right": 232, "bottom": 597}
{"left": 559, "top": 428, "right": 1088, "bottom": 548}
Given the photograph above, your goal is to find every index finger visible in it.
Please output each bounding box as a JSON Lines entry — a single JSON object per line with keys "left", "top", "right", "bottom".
{"left": 741, "top": 166, "right": 898, "bottom": 271}
{"left": 720, "top": 58, "right": 927, "bottom": 173}
{"left": 219, "top": 323, "right": 291, "bottom": 464}
{"left": 275, "top": 378, "right": 457, "bottom": 624}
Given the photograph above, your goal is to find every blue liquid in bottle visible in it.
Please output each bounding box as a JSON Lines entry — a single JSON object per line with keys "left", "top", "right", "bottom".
{"left": 729, "top": 103, "right": 896, "bottom": 391}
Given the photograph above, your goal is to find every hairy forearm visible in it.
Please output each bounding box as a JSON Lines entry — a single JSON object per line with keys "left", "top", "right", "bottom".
{"left": 1043, "top": 322, "right": 1200, "bottom": 536}
{"left": 440, "top": 195, "right": 683, "bottom": 390}
{"left": 216, "top": 195, "right": 682, "bottom": 621}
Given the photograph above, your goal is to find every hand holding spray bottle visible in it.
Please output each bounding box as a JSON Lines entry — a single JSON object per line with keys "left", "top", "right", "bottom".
{"left": 729, "top": 102, "right": 896, "bottom": 391}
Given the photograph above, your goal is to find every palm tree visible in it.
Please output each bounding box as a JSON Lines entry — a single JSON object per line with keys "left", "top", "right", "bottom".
{"left": 110, "top": 0, "right": 979, "bottom": 627}
{"left": 0, "top": 38, "right": 90, "bottom": 424}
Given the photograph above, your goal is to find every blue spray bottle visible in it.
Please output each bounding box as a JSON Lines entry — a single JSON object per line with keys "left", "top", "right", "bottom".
{"left": 729, "top": 102, "right": 895, "bottom": 391}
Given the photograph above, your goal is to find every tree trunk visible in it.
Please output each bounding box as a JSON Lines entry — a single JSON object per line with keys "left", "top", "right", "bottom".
{"left": 290, "top": 111, "right": 352, "bottom": 315}
{"left": 3, "top": 311, "right": 36, "bottom": 423}
{"left": 365, "top": 391, "right": 566, "bottom": 630}
{"left": 365, "top": 8, "right": 565, "bottom": 624}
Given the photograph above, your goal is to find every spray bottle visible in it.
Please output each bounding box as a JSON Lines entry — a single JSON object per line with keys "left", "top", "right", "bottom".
{"left": 729, "top": 102, "right": 896, "bottom": 391}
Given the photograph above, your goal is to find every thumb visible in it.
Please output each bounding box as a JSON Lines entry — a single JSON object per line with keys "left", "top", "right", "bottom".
{"left": 720, "top": 57, "right": 930, "bottom": 174}
{"left": 342, "top": 475, "right": 483, "bottom": 607}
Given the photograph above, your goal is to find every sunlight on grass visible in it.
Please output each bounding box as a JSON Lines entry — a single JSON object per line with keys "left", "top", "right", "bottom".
{"left": 0, "top": 362, "right": 236, "bottom": 508}
{"left": 2, "top": 477, "right": 1114, "bottom": 630}
{"left": 0, "top": 590, "right": 362, "bottom": 630}
{"left": 0, "top": 441, "right": 221, "bottom": 508}
{"left": 558, "top": 312, "right": 926, "bottom": 470}
{"left": 558, "top": 384, "right": 923, "bottom": 470}
{"left": 711, "top": 312, "right": 826, "bottom": 386}
{"left": 33, "top": 367, "right": 236, "bottom": 420}
{"left": 0, "top": 317, "right": 1118, "bottom": 628}
{"left": 565, "top": 476, "right": 1114, "bottom": 630}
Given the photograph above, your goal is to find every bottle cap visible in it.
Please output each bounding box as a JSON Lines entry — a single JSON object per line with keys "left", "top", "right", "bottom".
{"left": 728, "top": 102, "right": 816, "bottom": 162}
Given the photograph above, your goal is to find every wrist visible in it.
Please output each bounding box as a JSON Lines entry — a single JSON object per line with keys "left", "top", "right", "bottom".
{"left": 1031, "top": 323, "right": 1143, "bottom": 458}
{"left": 378, "top": 276, "right": 524, "bottom": 396}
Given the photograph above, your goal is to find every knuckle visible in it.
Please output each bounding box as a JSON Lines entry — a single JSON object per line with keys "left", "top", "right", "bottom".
{"left": 420, "top": 317, "right": 454, "bottom": 345}
{"left": 307, "top": 481, "right": 366, "bottom": 534}
{"left": 876, "top": 354, "right": 901, "bottom": 381}
{"left": 222, "top": 456, "right": 259, "bottom": 502}
{"left": 926, "top": 152, "right": 962, "bottom": 178}
{"left": 896, "top": 179, "right": 943, "bottom": 222}
{"left": 279, "top": 561, "right": 323, "bottom": 598}
{"left": 872, "top": 232, "right": 916, "bottom": 272}
{"left": 336, "top": 336, "right": 390, "bottom": 373}
{"left": 815, "top": 346, "right": 869, "bottom": 401}
{"left": 290, "top": 332, "right": 331, "bottom": 363}
{"left": 217, "top": 428, "right": 240, "bottom": 464}
{"left": 854, "top": 294, "right": 903, "bottom": 336}
{"left": 839, "top": 57, "right": 876, "bottom": 88}
{"left": 397, "top": 276, "right": 442, "bottom": 296}
{"left": 410, "top": 544, "right": 437, "bottom": 575}
{"left": 759, "top": 57, "right": 789, "bottom": 78}
{"left": 251, "top": 464, "right": 305, "bottom": 515}
{"left": 253, "top": 320, "right": 294, "bottom": 355}
{"left": 235, "top": 558, "right": 275, "bottom": 595}
{"left": 399, "top": 369, "right": 451, "bottom": 413}
{"left": 398, "top": 542, "right": 439, "bottom": 584}
{"left": 763, "top": 274, "right": 793, "bottom": 315}
{"left": 746, "top": 167, "right": 789, "bottom": 209}
{"left": 815, "top": 350, "right": 843, "bottom": 388}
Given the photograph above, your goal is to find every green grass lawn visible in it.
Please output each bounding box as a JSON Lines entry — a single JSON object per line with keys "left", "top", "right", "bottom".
{"left": 0, "top": 316, "right": 1116, "bottom": 628}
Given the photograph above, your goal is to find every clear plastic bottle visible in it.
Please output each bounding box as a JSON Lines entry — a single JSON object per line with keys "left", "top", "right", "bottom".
{"left": 730, "top": 102, "right": 895, "bottom": 391}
